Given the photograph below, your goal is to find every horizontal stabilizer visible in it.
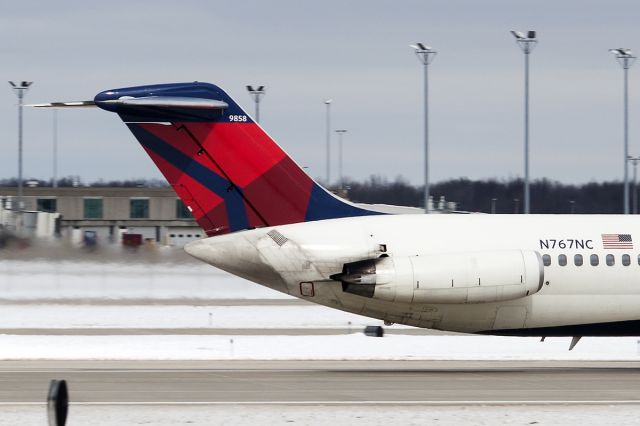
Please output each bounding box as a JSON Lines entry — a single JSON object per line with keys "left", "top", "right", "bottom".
{"left": 28, "top": 97, "right": 228, "bottom": 110}
{"left": 100, "top": 96, "right": 228, "bottom": 109}
{"left": 28, "top": 101, "right": 96, "bottom": 108}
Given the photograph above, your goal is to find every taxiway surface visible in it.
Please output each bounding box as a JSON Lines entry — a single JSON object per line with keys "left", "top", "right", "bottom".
{"left": 2, "top": 360, "right": 640, "bottom": 405}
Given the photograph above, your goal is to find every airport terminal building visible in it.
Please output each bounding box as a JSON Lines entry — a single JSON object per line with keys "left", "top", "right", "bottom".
{"left": 0, "top": 187, "right": 202, "bottom": 246}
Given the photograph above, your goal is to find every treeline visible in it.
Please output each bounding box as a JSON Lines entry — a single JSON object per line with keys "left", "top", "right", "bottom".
{"left": 0, "top": 177, "right": 169, "bottom": 188}
{"left": 342, "top": 176, "right": 626, "bottom": 214}
{"left": 0, "top": 175, "right": 632, "bottom": 214}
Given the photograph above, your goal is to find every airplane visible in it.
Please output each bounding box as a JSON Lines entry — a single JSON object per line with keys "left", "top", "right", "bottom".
{"left": 32, "top": 82, "right": 640, "bottom": 348}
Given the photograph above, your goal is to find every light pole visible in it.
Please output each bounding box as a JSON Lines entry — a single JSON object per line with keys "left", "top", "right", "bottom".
{"left": 8, "top": 81, "right": 33, "bottom": 211}
{"left": 511, "top": 30, "right": 537, "bottom": 214}
{"left": 335, "top": 129, "right": 347, "bottom": 188}
{"left": 610, "top": 49, "right": 636, "bottom": 214}
{"left": 53, "top": 110, "right": 58, "bottom": 188}
{"left": 324, "top": 99, "right": 332, "bottom": 186}
{"left": 628, "top": 156, "right": 640, "bottom": 214}
{"left": 246, "top": 85, "right": 266, "bottom": 123}
{"left": 410, "top": 43, "right": 437, "bottom": 213}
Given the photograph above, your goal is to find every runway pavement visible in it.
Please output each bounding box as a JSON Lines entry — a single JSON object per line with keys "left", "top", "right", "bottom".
{"left": 2, "top": 360, "right": 640, "bottom": 405}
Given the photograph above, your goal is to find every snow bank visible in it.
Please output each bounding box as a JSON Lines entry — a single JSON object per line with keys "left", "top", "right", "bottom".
{"left": 0, "top": 304, "right": 377, "bottom": 329}
{"left": 0, "top": 334, "right": 639, "bottom": 361}
{"left": 5, "top": 404, "right": 640, "bottom": 426}
{"left": 0, "top": 260, "right": 284, "bottom": 300}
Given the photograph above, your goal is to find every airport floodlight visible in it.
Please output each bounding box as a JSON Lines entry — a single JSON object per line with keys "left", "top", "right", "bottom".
{"left": 410, "top": 42, "right": 437, "bottom": 213}
{"left": 511, "top": 30, "right": 537, "bottom": 214}
{"left": 610, "top": 48, "right": 636, "bottom": 69}
{"left": 511, "top": 29, "right": 537, "bottom": 54}
{"left": 246, "top": 85, "right": 265, "bottom": 94}
{"left": 8, "top": 80, "right": 33, "bottom": 212}
{"left": 410, "top": 43, "right": 432, "bottom": 51}
{"left": 324, "top": 99, "right": 333, "bottom": 185}
{"left": 335, "top": 129, "right": 348, "bottom": 188}
{"left": 610, "top": 48, "right": 633, "bottom": 57}
{"left": 410, "top": 43, "right": 437, "bottom": 65}
{"left": 9, "top": 80, "right": 33, "bottom": 92}
{"left": 611, "top": 48, "right": 636, "bottom": 214}
{"left": 246, "top": 85, "right": 266, "bottom": 123}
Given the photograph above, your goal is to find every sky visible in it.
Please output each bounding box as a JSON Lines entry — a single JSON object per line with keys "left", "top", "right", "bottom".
{"left": 1, "top": 0, "right": 640, "bottom": 186}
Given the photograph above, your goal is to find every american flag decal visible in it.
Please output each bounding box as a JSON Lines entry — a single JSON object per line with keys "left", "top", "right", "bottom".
{"left": 601, "top": 234, "right": 633, "bottom": 249}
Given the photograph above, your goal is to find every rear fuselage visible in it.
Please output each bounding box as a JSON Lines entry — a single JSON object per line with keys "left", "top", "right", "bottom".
{"left": 186, "top": 213, "right": 640, "bottom": 336}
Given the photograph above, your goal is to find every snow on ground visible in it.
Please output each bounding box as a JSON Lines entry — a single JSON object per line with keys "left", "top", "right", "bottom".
{"left": 2, "top": 258, "right": 640, "bottom": 362}
{"left": 0, "top": 305, "right": 378, "bottom": 329}
{"left": 0, "top": 259, "right": 285, "bottom": 300}
{"left": 1, "top": 301, "right": 637, "bottom": 360}
{"left": 2, "top": 404, "right": 640, "bottom": 426}
{"left": 1, "top": 334, "right": 640, "bottom": 361}
{"left": 3, "top": 255, "right": 640, "bottom": 426}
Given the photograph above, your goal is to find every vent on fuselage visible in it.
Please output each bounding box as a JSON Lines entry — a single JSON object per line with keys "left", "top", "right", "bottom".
{"left": 267, "top": 229, "right": 289, "bottom": 246}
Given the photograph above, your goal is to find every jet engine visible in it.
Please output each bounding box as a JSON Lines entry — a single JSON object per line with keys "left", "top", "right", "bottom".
{"left": 330, "top": 250, "right": 544, "bottom": 304}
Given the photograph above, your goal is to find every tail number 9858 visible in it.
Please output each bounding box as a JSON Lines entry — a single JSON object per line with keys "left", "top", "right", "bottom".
{"left": 229, "top": 115, "right": 248, "bottom": 122}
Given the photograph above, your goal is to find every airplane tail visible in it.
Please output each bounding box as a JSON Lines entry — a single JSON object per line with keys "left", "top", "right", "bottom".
{"left": 92, "top": 82, "right": 381, "bottom": 237}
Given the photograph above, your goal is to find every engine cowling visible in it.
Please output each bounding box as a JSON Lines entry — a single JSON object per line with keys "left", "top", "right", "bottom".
{"left": 330, "top": 250, "right": 544, "bottom": 304}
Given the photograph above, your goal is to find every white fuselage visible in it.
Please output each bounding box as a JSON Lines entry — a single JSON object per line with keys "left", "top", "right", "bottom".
{"left": 185, "top": 214, "right": 640, "bottom": 336}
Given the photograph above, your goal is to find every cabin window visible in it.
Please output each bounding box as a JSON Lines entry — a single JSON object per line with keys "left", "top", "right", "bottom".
{"left": 558, "top": 254, "right": 567, "bottom": 266}
{"left": 542, "top": 254, "right": 551, "bottom": 266}
{"left": 622, "top": 254, "right": 631, "bottom": 266}
{"left": 574, "top": 254, "right": 583, "bottom": 266}
{"left": 590, "top": 254, "right": 599, "bottom": 266}
{"left": 606, "top": 254, "right": 615, "bottom": 266}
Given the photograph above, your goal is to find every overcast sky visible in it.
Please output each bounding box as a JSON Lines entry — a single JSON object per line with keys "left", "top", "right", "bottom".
{"left": 1, "top": 0, "right": 640, "bottom": 186}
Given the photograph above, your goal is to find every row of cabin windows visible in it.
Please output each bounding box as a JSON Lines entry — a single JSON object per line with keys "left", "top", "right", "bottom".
{"left": 542, "top": 253, "right": 632, "bottom": 267}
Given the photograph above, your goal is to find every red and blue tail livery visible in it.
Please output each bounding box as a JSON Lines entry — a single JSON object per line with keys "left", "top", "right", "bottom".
{"left": 92, "top": 82, "right": 381, "bottom": 236}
